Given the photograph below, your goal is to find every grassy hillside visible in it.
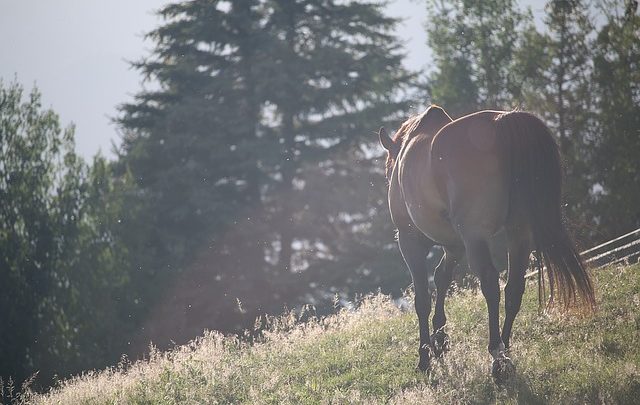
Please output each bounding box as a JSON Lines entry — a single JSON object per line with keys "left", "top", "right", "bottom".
{"left": 27, "top": 264, "right": 640, "bottom": 404}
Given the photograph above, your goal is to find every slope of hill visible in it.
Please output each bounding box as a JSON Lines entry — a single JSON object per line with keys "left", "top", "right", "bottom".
{"left": 27, "top": 264, "right": 640, "bottom": 404}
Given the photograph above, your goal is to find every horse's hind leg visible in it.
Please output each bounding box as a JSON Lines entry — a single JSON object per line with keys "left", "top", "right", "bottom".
{"left": 463, "top": 239, "right": 503, "bottom": 356}
{"left": 431, "top": 246, "right": 462, "bottom": 357}
{"left": 397, "top": 229, "right": 435, "bottom": 372}
{"left": 502, "top": 229, "right": 532, "bottom": 350}
{"left": 463, "top": 237, "right": 514, "bottom": 382}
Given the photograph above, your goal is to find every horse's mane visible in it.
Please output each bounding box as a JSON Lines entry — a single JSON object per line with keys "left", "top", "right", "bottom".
{"left": 392, "top": 110, "right": 427, "bottom": 144}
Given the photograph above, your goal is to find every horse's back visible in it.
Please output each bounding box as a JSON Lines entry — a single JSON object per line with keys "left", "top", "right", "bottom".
{"left": 431, "top": 110, "right": 505, "bottom": 158}
{"left": 431, "top": 111, "right": 510, "bottom": 239}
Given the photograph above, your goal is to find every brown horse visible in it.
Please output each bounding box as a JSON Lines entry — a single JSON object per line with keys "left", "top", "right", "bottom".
{"left": 379, "top": 105, "right": 595, "bottom": 381}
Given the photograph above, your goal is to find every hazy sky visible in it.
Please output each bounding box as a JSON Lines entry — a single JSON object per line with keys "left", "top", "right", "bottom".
{"left": 1, "top": 0, "right": 546, "bottom": 159}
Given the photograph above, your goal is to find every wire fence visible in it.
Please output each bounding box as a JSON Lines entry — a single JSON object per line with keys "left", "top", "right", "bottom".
{"left": 525, "top": 227, "right": 640, "bottom": 279}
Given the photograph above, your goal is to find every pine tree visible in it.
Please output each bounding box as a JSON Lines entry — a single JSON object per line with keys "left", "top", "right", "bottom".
{"left": 116, "top": 0, "right": 415, "bottom": 347}
{"left": 591, "top": 0, "right": 640, "bottom": 238}
{"left": 116, "top": 0, "right": 272, "bottom": 333}
{"left": 424, "top": 0, "right": 535, "bottom": 116}
{"left": 259, "top": 0, "right": 413, "bottom": 276}
{"left": 537, "top": 0, "right": 596, "bottom": 230}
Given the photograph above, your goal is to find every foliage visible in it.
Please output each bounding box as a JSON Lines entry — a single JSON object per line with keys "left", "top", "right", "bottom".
{"left": 28, "top": 263, "right": 640, "bottom": 404}
{"left": 590, "top": 0, "right": 640, "bottom": 237}
{"left": 0, "top": 81, "right": 134, "bottom": 392}
{"left": 424, "top": 0, "right": 536, "bottom": 116}
{"left": 536, "top": 0, "right": 596, "bottom": 227}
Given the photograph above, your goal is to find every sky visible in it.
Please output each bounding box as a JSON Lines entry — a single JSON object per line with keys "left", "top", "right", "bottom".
{"left": 0, "top": 0, "right": 547, "bottom": 159}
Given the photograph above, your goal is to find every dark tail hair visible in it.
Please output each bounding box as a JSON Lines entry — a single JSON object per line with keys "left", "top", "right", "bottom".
{"left": 496, "top": 111, "right": 596, "bottom": 311}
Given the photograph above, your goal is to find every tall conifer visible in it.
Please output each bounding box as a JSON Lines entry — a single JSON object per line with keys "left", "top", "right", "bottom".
{"left": 591, "top": 0, "right": 640, "bottom": 237}
{"left": 424, "top": 0, "right": 534, "bottom": 116}
{"left": 116, "top": 0, "right": 414, "bottom": 344}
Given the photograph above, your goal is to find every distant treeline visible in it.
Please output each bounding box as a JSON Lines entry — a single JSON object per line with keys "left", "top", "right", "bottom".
{"left": 1, "top": 0, "right": 638, "bottom": 394}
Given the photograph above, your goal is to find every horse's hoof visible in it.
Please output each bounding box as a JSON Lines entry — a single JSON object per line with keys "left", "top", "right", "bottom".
{"left": 416, "top": 345, "right": 432, "bottom": 372}
{"left": 491, "top": 356, "right": 515, "bottom": 385}
{"left": 416, "top": 353, "right": 432, "bottom": 373}
{"left": 430, "top": 330, "right": 450, "bottom": 358}
{"left": 416, "top": 359, "right": 430, "bottom": 373}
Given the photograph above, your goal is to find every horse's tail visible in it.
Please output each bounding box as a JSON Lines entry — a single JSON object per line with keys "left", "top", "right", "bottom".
{"left": 496, "top": 111, "right": 596, "bottom": 311}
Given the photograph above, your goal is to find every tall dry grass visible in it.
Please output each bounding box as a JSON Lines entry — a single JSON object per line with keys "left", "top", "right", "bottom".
{"left": 25, "top": 263, "right": 640, "bottom": 404}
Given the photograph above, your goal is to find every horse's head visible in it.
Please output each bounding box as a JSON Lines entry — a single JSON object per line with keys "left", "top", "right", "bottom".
{"left": 379, "top": 105, "right": 453, "bottom": 181}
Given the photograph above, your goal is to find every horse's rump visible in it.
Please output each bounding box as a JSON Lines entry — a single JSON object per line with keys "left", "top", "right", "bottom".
{"left": 429, "top": 111, "right": 510, "bottom": 239}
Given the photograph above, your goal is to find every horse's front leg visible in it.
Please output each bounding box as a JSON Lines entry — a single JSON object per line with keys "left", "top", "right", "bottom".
{"left": 397, "top": 229, "right": 435, "bottom": 372}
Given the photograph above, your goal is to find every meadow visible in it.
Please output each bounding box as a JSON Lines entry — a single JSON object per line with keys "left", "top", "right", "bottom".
{"left": 25, "top": 263, "right": 640, "bottom": 404}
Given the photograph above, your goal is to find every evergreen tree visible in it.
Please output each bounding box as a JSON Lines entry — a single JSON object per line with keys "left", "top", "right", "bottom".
{"left": 591, "top": 0, "right": 640, "bottom": 238}
{"left": 424, "top": 0, "right": 535, "bottom": 116}
{"left": 117, "top": 0, "right": 273, "bottom": 337}
{"left": 116, "top": 0, "right": 414, "bottom": 348}
{"left": 259, "top": 0, "right": 413, "bottom": 277}
{"left": 538, "top": 0, "right": 595, "bottom": 230}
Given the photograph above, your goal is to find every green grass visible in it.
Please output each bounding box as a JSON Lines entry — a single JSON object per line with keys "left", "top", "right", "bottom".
{"left": 27, "top": 264, "right": 640, "bottom": 404}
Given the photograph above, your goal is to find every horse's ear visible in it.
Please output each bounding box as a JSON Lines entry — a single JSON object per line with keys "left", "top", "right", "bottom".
{"left": 378, "top": 127, "right": 397, "bottom": 153}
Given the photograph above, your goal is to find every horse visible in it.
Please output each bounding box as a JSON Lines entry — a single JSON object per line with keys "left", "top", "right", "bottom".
{"left": 378, "top": 105, "right": 596, "bottom": 382}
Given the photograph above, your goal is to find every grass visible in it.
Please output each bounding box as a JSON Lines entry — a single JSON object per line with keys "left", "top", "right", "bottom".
{"left": 25, "top": 263, "right": 640, "bottom": 404}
